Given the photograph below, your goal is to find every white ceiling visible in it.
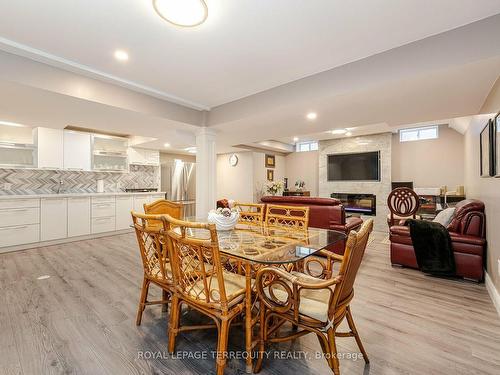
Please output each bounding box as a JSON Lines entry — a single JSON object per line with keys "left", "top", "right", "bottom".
{"left": 1, "top": 0, "right": 499, "bottom": 109}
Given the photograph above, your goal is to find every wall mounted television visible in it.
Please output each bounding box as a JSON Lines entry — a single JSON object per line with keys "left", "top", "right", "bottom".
{"left": 327, "top": 151, "right": 380, "bottom": 181}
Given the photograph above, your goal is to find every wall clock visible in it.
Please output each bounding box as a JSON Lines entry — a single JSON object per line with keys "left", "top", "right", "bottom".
{"left": 229, "top": 154, "right": 238, "bottom": 167}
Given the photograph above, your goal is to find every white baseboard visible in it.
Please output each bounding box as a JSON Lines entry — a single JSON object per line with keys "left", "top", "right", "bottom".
{"left": 485, "top": 271, "right": 500, "bottom": 318}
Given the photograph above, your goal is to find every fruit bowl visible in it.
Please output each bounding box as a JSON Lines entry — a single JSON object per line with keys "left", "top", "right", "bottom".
{"left": 208, "top": 208, "right": 239, "bottom": 231}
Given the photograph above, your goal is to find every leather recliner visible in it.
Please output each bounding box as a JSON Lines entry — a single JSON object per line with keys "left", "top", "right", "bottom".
{"left": 260, "top": 196, "right": 363, "bottom": 254}
{"left": 389, "top": 199, "right": 486, "bottom": 281}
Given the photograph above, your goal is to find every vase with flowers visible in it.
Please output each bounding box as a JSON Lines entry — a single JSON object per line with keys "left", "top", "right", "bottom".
{"left": 266, "top": 181, "right": 284, "bottom": 196}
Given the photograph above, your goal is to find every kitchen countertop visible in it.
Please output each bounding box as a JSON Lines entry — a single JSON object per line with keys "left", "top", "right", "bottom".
{"left": 0, "top": 192, "right": 167, "bottom": 200}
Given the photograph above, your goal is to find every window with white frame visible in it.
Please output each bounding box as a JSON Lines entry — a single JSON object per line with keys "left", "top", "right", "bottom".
{"left": 399, "top": 125, "right": 439, "bottom": 142}
{"left": 296, "top": 141, "right": 318, "bottom": 152}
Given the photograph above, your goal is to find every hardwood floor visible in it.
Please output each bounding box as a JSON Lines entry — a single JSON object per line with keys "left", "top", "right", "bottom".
{"left": 1, "top": 231, "right": 499, "bottom": 375}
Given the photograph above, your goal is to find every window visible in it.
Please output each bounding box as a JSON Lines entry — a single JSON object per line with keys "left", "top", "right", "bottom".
{"left": 296, "top": 141, "right": 318, "bottom": 152}
{"left": 399, "top": 125, "right": 439, "bottom": 142}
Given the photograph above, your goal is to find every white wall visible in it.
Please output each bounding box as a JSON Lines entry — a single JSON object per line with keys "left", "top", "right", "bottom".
{"left": 392, "top": 125, "right": 464, "bottom": 189}
{"left": 464, "top": 114, "right": 500, "bottom": 292}
{"left": 217, "top": 152, "right": 254, "bottom": 202}
{"left": 216, "top": 151, "right": 286, "bottom": 203}
{"left": 285, "top": 150, "right": 319, "bottom": 196}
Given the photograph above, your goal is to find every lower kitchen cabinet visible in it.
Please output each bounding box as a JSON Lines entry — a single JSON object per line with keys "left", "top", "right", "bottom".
{"left": 91, "top": 216, "right": 115, "bottom": 234}
{"left": 133, "top": 195, "right": 151, "bottom": 212}
{"left": 68, "top": 197, "right": 91, "bottom": 237}
{"left": 41, "top": 198, "right": 68, "bottom": 241}
{"left": 115, "top": 195, "right": 134, "bottom": 230}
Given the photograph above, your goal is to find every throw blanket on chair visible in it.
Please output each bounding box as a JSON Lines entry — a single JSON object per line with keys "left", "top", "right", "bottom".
{"left": 408, "top": 219, "right": 456, "bottom": 276}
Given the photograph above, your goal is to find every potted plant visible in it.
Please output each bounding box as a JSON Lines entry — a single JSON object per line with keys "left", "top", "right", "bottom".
{"left": 266, "top": 181, "right": 284, "bottom": 196}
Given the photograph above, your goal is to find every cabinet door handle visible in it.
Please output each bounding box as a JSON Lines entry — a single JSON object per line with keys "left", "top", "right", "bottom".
{"left": 0, "top": 225, "right": 28, "bottom": 231}
{"left": 95, "top": 204, "right": 112, "bottom": 208}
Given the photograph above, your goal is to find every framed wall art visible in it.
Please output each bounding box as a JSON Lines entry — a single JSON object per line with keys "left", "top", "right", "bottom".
{"left": 480, "top": 119, "right": 494, "bottom": 177}
{"left": 265, "top": 154, "right": 275, "bottom": 168}
{"left": 267, "top": 169, "right": 274, "bottom": 181}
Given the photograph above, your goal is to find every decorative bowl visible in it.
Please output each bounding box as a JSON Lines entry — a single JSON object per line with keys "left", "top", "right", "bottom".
{"left": 208, "top": 209, "right": 239, "bottom": 231}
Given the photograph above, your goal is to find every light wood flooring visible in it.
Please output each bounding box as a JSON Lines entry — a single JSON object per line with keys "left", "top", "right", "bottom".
{"left": 1, "top": 231, "right": 500, "bottom": 375}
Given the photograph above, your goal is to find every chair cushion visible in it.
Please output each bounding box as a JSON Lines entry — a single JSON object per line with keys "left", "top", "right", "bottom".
{"left": 264, "top": 271, "right": 333, "bottom": 322}
{"left": 188, "top": 270, "right": 249, "bottom": 309}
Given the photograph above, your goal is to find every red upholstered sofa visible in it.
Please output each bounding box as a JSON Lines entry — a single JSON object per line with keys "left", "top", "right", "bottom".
{"left": 260, "top": 196, "right": 363, "bottom": 254}
{"left": 389, "top": 199, "right": 486, "bottom": 281}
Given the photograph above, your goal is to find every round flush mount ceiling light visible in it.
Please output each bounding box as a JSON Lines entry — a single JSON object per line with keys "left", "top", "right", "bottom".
{"left": 114, "top": 50, "right": 129, "bottom": 61}
{"left": 306, "top": 112, "right": 317, "bottom": 120}
{"left": 153, "top": 0, "right": 208, "bottom": 27}
{"left": 293, "top": 136, "right": 299, "bottom": 142}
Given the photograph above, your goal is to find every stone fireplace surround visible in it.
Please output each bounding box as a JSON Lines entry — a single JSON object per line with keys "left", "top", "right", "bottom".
{"left": 319, "top": 133, "right": 392, "bottom": 231}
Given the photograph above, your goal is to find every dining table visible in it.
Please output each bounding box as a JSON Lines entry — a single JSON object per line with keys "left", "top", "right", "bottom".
{"left": 179, "top": 223, "right": 347, "bottom": 373}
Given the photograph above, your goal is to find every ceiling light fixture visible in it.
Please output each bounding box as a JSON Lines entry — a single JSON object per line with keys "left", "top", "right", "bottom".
{"left": 330, "top": 129, "right": 347, "bottom": 135}
{"left": 164, "top": 143, "right": 171, "bottom": 148}
{"left": 306, "top": 112, "right": 317, "bottom": 120}
{"left": 293, "top": 137, "right": 299, "bottom": 142}
{"left": 184, "top": 147, "right": 197, "bottom": 154}
{"left": 114, "top": 50, "right": 129, "bottom": 61}
{"left": 0, "top": 120, "right": 26, "bottom": 127}
{"left": 153, "top": 0, "right": 208, "bottom": 27}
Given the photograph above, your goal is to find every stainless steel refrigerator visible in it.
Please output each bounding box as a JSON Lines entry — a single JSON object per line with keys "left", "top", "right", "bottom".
{"left": 161, "top": 159, "right": 196, "bottom": 218}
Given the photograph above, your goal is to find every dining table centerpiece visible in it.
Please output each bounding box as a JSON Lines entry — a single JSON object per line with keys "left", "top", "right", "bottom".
{"left": 208, "top": 207, "right": 240, "bottom": 231}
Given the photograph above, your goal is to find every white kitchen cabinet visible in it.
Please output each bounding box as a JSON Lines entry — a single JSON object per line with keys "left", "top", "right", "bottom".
{"left": 34, "top": 127, "right": 64, "bottom": 169}
{"left": 128, "top": 148, "right": 160, "bottom": 166}
{"left": 91, "top": 196, "right": 115, "bottom": 233}
{"left": 150, "top": 193, "right": 166, "bottom": 202}
{"left": 115, "top": 195, "right": 134, "bottom": 230}
{"left": 133, "top": 195, "right": 151, "bottom": 212}
{"left": 91, "top": 216, "right": 115, "bottom": 234}
{"left": 0, "top": 224, "right": 40, "bottom": 248}
{"left": 67, "top": 197, "right": 91, "bottom": 237}
{"left": 64, "top": 131, "right": 91, "bottom": 171}
{"left": 40, "top": 198, "right": 68, "bottom": 241}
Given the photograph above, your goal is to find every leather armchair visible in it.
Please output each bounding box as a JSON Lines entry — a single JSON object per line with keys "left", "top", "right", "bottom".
{"left": 260, "top": 196, "right": 363, "bottom": 254}
{"left": 389, "top": 199, "right": 486, "bottom": 281}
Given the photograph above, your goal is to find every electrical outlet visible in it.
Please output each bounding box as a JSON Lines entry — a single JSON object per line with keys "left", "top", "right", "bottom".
{"left": 3, "top": 183, "right": 11, "bottom": 191}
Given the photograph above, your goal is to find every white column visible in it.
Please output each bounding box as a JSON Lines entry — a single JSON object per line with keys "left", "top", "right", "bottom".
{"left": 195, "top": 127, "right": 217, "bottom": 220}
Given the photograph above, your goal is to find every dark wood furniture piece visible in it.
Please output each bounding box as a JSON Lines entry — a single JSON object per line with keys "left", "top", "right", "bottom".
{"left": 387, "top": 187, "right": 420, "bottom": 227}
{"left": 254, "top": 219, "right": 374, "bottom": 375}
{"left": 283, "top": 190, "right": 311, "bottom": 197}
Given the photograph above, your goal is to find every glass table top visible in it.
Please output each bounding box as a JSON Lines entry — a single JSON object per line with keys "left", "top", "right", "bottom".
{"left": 177, "top": 224, "right": 346, "bottom": 265}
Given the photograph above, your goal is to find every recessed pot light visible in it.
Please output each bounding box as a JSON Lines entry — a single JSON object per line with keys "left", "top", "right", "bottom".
{"left": 293, "top": 137, "right": 299, "bottom": 142}
{"left": 330, "top": 129, "right": 347, "bottom": 135}
{"left": 306, "top": 112, "right": 317, "bottom": 120}
{"left": 114, "top": 50, "right": 129, "bottom": 61}
{"left": 153, "top": 0, "right": 208, "bottom": 27}
{"left": 184, "top": 147, "right": 197, "bottom": 154}
{"left": 164, "top": 143, "right": 171, "bottom": 148}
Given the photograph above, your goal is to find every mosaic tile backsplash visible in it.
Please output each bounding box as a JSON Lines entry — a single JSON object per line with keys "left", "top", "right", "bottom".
{"left": 0, "top": 165, "right": 160, "bottom": 195}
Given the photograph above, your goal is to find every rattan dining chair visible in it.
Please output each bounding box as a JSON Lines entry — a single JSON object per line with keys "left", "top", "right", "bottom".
{"left": 234, "top": 202, "right": 265, "bottom": 227}
{"left": 144, "top": 199, "right": 183, "bottom": 228}
{"left": 164, "top": 215, "right": 249, "bottom": 375}
{"left": 254, "top": 219, "right": 374, "bottom": 375}
{"left": 265, "top": 204, "right": 309, "bottom": 232}
{"left": 131, "top": 211, "right": 174, "bottom": 326}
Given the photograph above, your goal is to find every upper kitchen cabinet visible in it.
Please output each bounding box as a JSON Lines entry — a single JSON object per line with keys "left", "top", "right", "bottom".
{"left": 91, "top": 134, "right": 128, "bottom": 172}
{"left": 34, "top": 127, "right": 64, "bottom": 169}
{"left": 128, "top": 147, "right": 160, "bottom": 166}
{"left": 0, "top": 125, "right": 36, "bottom": 168}
{"left": 63, "top": 131, "right": 91, "bottom": 171}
